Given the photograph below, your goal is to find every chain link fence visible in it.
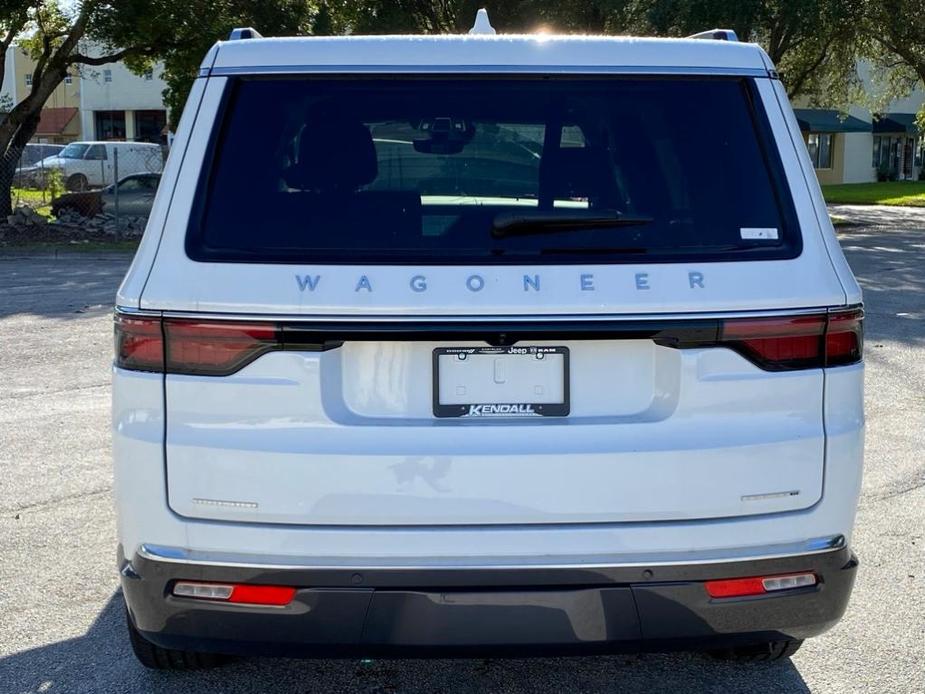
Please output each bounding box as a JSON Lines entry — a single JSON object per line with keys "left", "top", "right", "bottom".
{"left": 8, "top": 141, "right": 167, "bottom": 241}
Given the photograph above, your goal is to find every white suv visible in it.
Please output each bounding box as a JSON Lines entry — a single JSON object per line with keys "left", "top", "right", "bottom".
{"left": 113, "top": 19, "right": 863, "bottom": 669}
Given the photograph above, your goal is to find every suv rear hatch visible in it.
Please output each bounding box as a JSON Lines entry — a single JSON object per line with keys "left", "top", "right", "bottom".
{"left": 131, "top": 72, "right": 856, "bottom": 526}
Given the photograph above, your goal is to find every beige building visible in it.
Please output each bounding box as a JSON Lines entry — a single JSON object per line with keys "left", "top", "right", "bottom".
{"left": 0, "top": 43, "right": 168, "bottom": 146}
{"left": 794, "top": 66, "right": 924, "bottom": 185}
{"left": 8, "top": 46, "right": 82, "bottom": 143}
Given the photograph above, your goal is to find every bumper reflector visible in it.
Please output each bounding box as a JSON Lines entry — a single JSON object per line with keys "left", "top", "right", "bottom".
{"left": 172, "top": 581, "right": 296, "bottom": 606}
{"left": 173, "top": 582, "right": 234, "bottom": 600}
{"left": 705, "top": 572, "right": 817, "bottom": 598}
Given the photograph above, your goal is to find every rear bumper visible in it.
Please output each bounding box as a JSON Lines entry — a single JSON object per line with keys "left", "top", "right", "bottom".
{"left": 121, "top": 543, "right": 857, "bottom": 657}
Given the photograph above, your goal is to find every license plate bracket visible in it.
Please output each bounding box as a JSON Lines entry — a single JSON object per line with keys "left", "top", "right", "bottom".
{"left": 432, "top": 346, "right": 570, "bottom": 418}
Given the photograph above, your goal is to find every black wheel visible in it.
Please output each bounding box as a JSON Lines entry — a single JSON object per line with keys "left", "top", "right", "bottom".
{"left": 126, "top": 609, "right": 229, "bottom": 670}
{"left": 66, "top": 173, "right": 88, "bottom": 191}
{"left": 707, "top": 639, "right": 803, "bottom": 662}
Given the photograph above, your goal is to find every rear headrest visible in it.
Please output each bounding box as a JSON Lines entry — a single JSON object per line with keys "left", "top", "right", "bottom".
{"left": 284, "top": 116, "right": 377, "bottom": 192}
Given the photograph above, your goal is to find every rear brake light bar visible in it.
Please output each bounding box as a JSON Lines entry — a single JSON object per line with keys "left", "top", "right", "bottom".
{"left": 114, "top": 308, "right": 862, "bottom": 376}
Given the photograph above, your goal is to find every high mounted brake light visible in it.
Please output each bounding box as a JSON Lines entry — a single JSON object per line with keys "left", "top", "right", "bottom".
{"left": 114, "top": 308, "right": 863, "bottom": 376}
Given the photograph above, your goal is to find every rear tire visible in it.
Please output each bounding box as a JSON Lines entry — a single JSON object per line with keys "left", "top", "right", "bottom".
{"left": 66, "top": 173, "right": 88, "bottom": 192}
{"left": 708, "top": 639, "right": 803, "bottom": 662}
{"left": 126, "top": 610, "right": 229, "bottom": 670}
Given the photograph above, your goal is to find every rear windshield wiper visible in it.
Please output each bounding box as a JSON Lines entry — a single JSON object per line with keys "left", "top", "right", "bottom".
{"left": 491, "top": 210, "right": 654, "bottom": 239}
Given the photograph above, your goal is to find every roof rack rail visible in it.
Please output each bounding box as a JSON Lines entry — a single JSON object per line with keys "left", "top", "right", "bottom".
{"left": 688, "top": 29, "right": 738, "bottom": 42}
{"left": 228, "top": 27, "right": 262, "bottom": 41}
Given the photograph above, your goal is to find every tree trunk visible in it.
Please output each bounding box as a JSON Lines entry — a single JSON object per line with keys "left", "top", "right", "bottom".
{"left": 0, "top": 96, "right": 55, "bottom": 219}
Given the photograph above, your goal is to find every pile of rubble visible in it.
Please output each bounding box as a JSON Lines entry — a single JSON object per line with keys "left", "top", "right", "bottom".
{"left": 54, "top": 207, "right": 147, "bottom": 237}
{"left": 0, "top": 204, "right": 148, "bottom": 246}
{"left": 6, "top": 205, "right": 48, "bottom": 228}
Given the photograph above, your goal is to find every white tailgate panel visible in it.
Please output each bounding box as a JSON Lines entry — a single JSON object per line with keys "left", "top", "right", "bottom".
{"left": 165, "top": 343, "right": 824, "bottom": 525}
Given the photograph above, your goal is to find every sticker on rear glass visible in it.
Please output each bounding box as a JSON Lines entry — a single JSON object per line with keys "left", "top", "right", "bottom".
{"left": 740, "top": 227, "right": 779, "bottom": 240}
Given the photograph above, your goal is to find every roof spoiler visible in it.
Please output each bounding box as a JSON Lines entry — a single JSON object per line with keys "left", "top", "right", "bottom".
{"left": 687, "top": 29, "right": 738, "bottom": 42}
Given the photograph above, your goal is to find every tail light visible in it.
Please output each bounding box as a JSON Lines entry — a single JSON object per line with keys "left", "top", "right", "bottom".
{"left": 115, "top": 315, "right": 279, "bottom": 376}
{"left": 163, "top": 320, "right": 277, "bottom": 376}
{"left": 114, "top": 314, "right": 163, "bottom": 372}
{"left": 824, "top": 308, "right": 864, "bottom": 366}
{"left": 114, "top": 307, "right": 862, "bottom": 376}
{"left": 719, "top": 307, "right": 862, "bottom": 371}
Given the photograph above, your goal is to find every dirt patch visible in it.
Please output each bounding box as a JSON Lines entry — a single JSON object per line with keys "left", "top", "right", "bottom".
{"left": 0, "top": 222, "right": 137, "bottom": 248}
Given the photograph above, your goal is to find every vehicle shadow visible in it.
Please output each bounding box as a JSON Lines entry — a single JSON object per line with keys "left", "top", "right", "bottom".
{"left": 0, "top": 592, "right": 810, "bottom": 694}
{"left": 0, "top": 254, "right": 131, "bottom": 320}
{"left": 839, "top": 225, "right": 925, "bottom": 348}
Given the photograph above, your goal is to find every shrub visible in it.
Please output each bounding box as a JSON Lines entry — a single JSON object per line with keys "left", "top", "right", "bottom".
{"left": 46, "top": 168, "right": 64, "bottom": 199}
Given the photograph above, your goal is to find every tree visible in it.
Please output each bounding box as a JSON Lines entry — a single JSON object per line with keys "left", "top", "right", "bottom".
{"left": 863, "top": 0, "right": 925, "bottom": 127}
{"left": 327, "top": 1, "right": 864, "bottom": 106}
{"left": 0, "top": 1, "right": 320, "bottom": 218}
{"left": 0, "top": 1, "right": 165, "bottom": 217}
{"left": 608, "top": 0, "right": 864, "bottom": 105}
{"left": 93, "top": 1, "right": 321, "bottom": 130}
{"left": 339, "top": 1, "right": 607, "bottom": 35}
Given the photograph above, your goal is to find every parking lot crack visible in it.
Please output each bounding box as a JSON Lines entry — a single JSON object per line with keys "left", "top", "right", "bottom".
{"left": 5, "top": 486, "right": 111, "bottom": 515}
{"left": 0, "top": 382, "right": 109, "bottom": 401}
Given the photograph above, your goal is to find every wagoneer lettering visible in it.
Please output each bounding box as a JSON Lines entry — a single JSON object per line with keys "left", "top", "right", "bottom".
{"left": 115, "top": 15, "right": 863, "bottom": 670}
{"left": 293, "top": 269, "right": 717, "bottom": 294}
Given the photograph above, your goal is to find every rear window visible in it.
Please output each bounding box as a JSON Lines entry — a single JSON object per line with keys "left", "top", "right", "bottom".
{"left": 188, "top": 77, "right": 799, "bottom": 264}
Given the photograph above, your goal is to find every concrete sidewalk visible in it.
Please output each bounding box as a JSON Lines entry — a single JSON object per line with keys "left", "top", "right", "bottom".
{"left": 828, "top": 204, "right": 925, "bottom": 229}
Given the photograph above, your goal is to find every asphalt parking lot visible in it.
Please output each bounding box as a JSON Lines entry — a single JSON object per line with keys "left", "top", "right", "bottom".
{"left": 1, "top": 211, "right": 924, "bottom": 693}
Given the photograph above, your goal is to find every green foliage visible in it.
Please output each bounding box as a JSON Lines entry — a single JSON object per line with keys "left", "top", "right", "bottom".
{"left": 45, "top": 165, "right": 63, "bottom": 199}
{"left": 861, "top": 0, "right": 925, "bottom": 127}
{"left": 87, "top": 1, "right": 324, "bottom": 125}
{"left": 298, "top": 2, "right": 865, "bottom": 105}
{"left": 609, "top": 1, "right": 865, "bottom": 105}
{"left": 0, "top": 1, "right": 920, "bottom": 144}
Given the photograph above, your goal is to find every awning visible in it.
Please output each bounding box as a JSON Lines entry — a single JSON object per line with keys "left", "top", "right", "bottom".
{"left": 873, "top": 113, "right": 920, "bottom": 134}
{"left": 35, "top": 107, "right": 78, "bottom": 135}
{"left": 793, "top": 109, "right": 870, "bottom": 133}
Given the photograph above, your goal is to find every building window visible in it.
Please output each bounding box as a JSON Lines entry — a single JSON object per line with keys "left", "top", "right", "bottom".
{"left": 915, "top": 137, "right": 923, "bottom": 168}
{"left": 103, "top": 69, "right": 112, "bottom": 83}
{"left": 806, "top": 133, "right": 833, "bottom": 169}
{"left": 95, "top": 110, "right": 126, "bottom": 140}
{"left": 64, "top": 73, "right": 73, "bottom": 85}
{"left": 872, "top": 135, "right": 883, "bottom": 168}
{"left": 24, "top": 73, "right": 32, "bottom": 86}
{"left": 144, "top": 69, "right": 153, "bottom": 81}
{"left": 133, "top": 109, "right": 167, "bottom": 144}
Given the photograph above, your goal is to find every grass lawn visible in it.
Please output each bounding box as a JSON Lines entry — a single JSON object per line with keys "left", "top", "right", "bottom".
{"left": 10, "top": 186, "right": 54, "bottom": 217}
{"left": 822, "top": 181, "right": 925, "bottom": 207}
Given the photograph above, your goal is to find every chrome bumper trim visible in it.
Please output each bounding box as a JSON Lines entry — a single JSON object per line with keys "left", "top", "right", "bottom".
{"left": 138, "top": 534, "right": 845, "bottom": 572}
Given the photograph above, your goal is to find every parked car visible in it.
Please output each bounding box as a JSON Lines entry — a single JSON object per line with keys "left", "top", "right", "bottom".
{"left": 11, "top": 143, "right": 65, "bottom": 187}
{"left": 20, "top": 140, "right": 163, "bottom": 191}
{"left": 52, "top": 173, "right": 161, "bottom": 219}
{"left": 18, "top": 142, "right": 64, "bottom": 169}
{"left": 114, "top": 16, "right": 864, "bottom": 670}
